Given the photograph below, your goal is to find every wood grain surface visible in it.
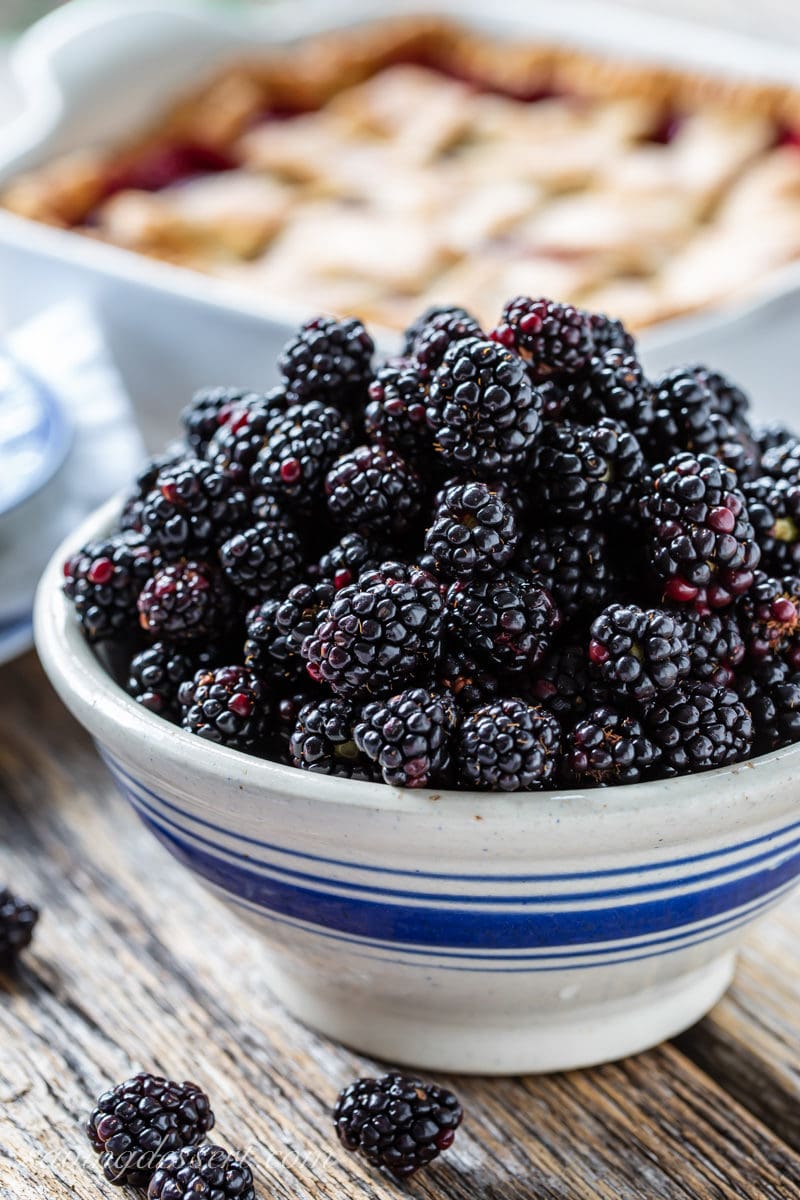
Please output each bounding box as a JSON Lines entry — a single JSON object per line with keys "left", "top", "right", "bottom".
{"left": 1, "top": 652, "right": 799, "bottom": 1199}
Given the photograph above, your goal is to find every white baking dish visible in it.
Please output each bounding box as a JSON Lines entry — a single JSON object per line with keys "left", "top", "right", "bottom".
{"left": 2, "top": 0, "right": 800, "bottom": 446}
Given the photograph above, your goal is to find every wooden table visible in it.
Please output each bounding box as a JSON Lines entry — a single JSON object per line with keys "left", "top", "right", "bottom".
{"left": 1, "top": 651, "right": 799, "bottom": 1199}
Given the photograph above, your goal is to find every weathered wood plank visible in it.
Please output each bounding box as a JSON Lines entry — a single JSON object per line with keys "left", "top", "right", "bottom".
{"left": 1, "top": 652, "right": 799, "bottom": 1200}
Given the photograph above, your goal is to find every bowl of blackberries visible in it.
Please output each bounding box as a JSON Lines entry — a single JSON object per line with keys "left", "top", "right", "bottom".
{"left": 36, "top": 297, "right": 800, "bottom": 1073}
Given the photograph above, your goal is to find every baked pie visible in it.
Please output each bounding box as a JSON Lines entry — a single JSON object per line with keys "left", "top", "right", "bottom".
{"left": 5, "top": 16, "right": 800, "bottom": 332}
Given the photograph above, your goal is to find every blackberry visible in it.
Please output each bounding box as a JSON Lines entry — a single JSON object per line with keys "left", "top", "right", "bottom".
{"left": 678, "top": 608, "right": 745, "bottom": 687}
{"left": 736, "top": 659, "right": 800, "bottom": 752}
{"left": 458, "top": 698, "right": 562, "bottom": 790}
{"left": 709, "top": 414, "right": 760, "bottom": 483}
{"left": 402, "top": 302, "right": 480, "bottom": 357}
{"left": 250, "top": 400, "right": 351, "bottom": 513}
{"left": 646, "top": 367, "right": 716, "bottom": 458}
{"left": 364, "top": 362, "right": 431, "bottom": 462}
{"left": 325, "top": 445, "right": 422, "bottom": 537}
{"left": 424, "top": 480, "right": 519, "bottom": 580}
{"left": 301, "top": 564, "right": 445, "bottom": 698}
{"left": 138, "top": 560, "right": 234, "bottom": 642}
{"left": 354, "top": 687, "right": 458, "bottom": 788}
{"left": 334, "top": 1073, "right": 463, "bottom": 1179}
{"left": 692, "top": 365, "right": 751, "bottom": 433}
{"left": 244, "top": 581, "right": 335, "bottom": 685}
{"left": 531, "top": 643, "right": 604, "bottom": 720}
{"left": 585, "top": 310, "right": 636, "bottom": 356}
{"left": 755, "top": 424, "right": 794, "bottom": 460}
{"left": 120, "top": 446, "right": 187, "bottom": 533}
{"left": 640, "top": 451, "right": 761, "bottom": 608}
{"left": 436, "top": 645, "right": 503, "bottom": 710}
{"left": 290, "top": 697, "right": 376, "bottom": 779}
{"left": 205, "top": 388, "right": 287, "bottom": 484}
{"left": 86, "top": 1074, "right": 214, "bottom": 1188}
{"left": 517, "top": 524, "right": 614, "bottom": 623}
{"left": 140, "top": 458, "right": 249, "bottom": 556}
{"left": 491, "top": 295, "right": 594, "bottom": 380}
{"left": 563, "top": 347, "right": 651, "bottom": 429}
{"left": 0, "top": 887, "right": 38, "bottom": 968}
{"left": 279, "top": 314, "right": 374, "bottom": 409}
{"left": 219, "top": 521, "right": 304, "bottom": 600}
{"left": 148, "top": 1145, "right": 255, "bottom": 1200}
{"left": 529, "top": 418, "right": 645, "bottom": 523}
{"left": 64, "top": 533, "right": 157, "bottom": 642}
{"left": 316, "top": 532, "right": 387, "bottom": 591}
{"left": 408, "top": 305, "right": 483, "bottom": 378}
{"left": 564, "top": 706, "right": 660, "bottom": 787}
{"left": 179, "top": 664, "right": 269, "bottom": 751}
{"left": 744, "top": 475, "right": 800, "bottom": 574}
{"left": 645, "top": 681, "right": 754, "bottom": 775}
{"left": 589, "top": 603, "right": 691, "bottom": 702}
{"left": 738, "top": 572, "right": 800, "bottom": 668}
{"left": 761, "top": 437, "right": 800, "bottom": 484}
{"left": 446, "top": 572, "right": 560, "bottom": 673}
{"left": 180, "top": 385, "right": 253, "bottom": 456}
{"left": 426, "top": 336, "right": 542, "bottom": 477}
{"left": 126, "top": 641, "right": 220, "bottom": 719}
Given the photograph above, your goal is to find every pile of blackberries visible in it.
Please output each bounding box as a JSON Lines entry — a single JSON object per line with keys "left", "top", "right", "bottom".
{"left": 64, "top": 297, "right": 800, "bottom": 790}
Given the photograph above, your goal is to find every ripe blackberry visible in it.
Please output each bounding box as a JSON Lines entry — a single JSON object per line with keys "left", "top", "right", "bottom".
{"left": 64, "top": 533, "right": 157, "bottom": 642}
{"left": 692, "top": 366, "right": 751, "bottom": 433}
{"left": 589, "top": 604, "right": 691, "bottom": 702}
{"left": 205, "top": 388, "right": 287, "bottom": 484}
{"left": 640, "top": 451, "right": 761, "bottom": 608}
{"left": 426, "top": 336, "right": 542, "bottom": 476}
{"left": 563, "top": 347, "right": 651, "bottom": 429}
{"left": 678, "top": 608, "right": 745, "bottom": 687}
{"left": 755, "top": 424, "right": 794, "bottom": 460}
{"left": 709, "top": 414, "right": 760, "bottom": 484}
{"left": 244, "top": 581, "right": 335, "bottom": 685}
{"left": 424, "top": 480, "right": 519, "bottom": 580}
{"left": 120, "top": 446, "right": 187, "bottom": 533}
{"left": 744, "top": 475, "right": 800, "bottom": 574}
{"left": 180, "top": 385, "right": 253, "bottom": 456}
{"left": 517, "top": 524, "right": 614, "bottom": 623}
{"left": 140, "top": 458, "right": 249, "bottom": 556}
{"left": 736, "top": 659, "right": 800, "bottom": 752}
{"left": 436, "top": 645, "right": 503, "bottom": 710}
{"left": 0, "top": 887, "right": 38, "bottom": 968}
{"left": 564, "top": 706, "right": 660, "bottom": 786}
{"left": 219, "top": 521, "right": 304, "bottom": 601}
{"left": 279, "top": 314, "right": 374, "bottom": 410}
{"left": 491, "top": 295, "right": 594, "bottom": 380}
{"left": 407, "top": 305, "right": 483, "bottom": 378}
{"left": 316, "top": 532, "right": 387, "bottom": 591}
{"left": 738, "top": 572, "right": 800, "bottom": 668}
{"left": 86, "top": 1074, "right": 214, "bottom": 1188}
{"left": 290, "top": 697, "right": 377, "bottom": 779}
{"left": 148, "top": 1144, "right": 255, "bottom": 1200}
{"left": 761, "top": 437, "right": 800, "bottom": 484}
{"left": 446, "top": 572, "right": 560, "bottom": 673}
{"left": 364, "top": 362, "right": 431, "bottom": 461}
{"left": 354, "top": 687, "right": 458, "bottom": 788}
{"left": 585, "top": 310, "right": 636, "bottom": 356}
{"left": 325, "top": 445, "right": 422, "bottom": 537}
{"left": 301, "top": 564, "right": 445, "bottom": 698}
{"left": 645, "top": 681, "right": 754, "bottom": 775}
{"left": 529, "top": 418, "right": 645, "bottom": 523}
{"left": 646, "top": 367, "right": 716, "bottom": 458}
{"left": 402, "top": 302, "right": 479, "bottom": 356}
{"left": 458, "top": 698, "right": 562, "bottom": 790}
{"left": 531, "top": 643, "right": 604, "bottom": 720}
{"left": 138, "top": 560, "right": 234, "bottom": 642}
{"left": 126, "top": 641, "right": 220, "bottom": 719}
{"left": 179, "top": 664, "right": 269, "bottom": 751}
{"left": 334, "top": 1073, "right": 463, "bottom": 1179}
{"left": 250, "top": 400, "right": 351, "bottom": 513}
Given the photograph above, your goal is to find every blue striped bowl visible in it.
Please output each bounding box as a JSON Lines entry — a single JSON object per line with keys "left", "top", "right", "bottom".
{"left": 35, "top": 499, "right": 800, "bottom": 1073}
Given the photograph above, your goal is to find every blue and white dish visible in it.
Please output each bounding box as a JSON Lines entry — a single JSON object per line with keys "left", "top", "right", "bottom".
{"left": 34, "top": 497, "right": 800, "bottom": 1075}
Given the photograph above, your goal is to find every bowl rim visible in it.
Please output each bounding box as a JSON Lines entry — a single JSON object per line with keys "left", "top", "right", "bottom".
{"left": 34, "top": 493, "right": 800, "bottom": 823}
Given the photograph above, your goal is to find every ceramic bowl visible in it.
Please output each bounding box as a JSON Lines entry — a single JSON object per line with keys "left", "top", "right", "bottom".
{"left": 34, "top": 498, "right": 800, "bottom": 1074}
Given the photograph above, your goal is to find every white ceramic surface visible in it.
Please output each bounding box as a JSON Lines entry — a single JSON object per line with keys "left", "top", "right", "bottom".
{"left": 2, "top": 0, "right": 800, "bottom": 447}
{"left": 34, "top": 497, "right": 800, "bottom": 1074}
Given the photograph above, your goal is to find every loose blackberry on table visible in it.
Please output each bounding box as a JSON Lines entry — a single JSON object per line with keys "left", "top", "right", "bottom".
{"left": 63, "top": 294, "right": 800, "bottom": 790}
{"left": 0, "top": 887, "right": 38, "bottom": 969}
{"left": 148, "top": 1144, "right": 256, "bottom": 1200}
